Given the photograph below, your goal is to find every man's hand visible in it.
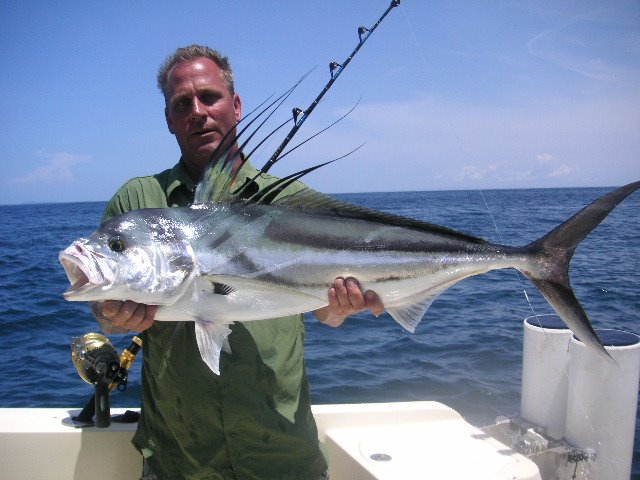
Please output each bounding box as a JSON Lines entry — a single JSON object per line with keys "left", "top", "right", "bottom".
{"left": 313, "top": 277, "right": 384, "bottom": 328}
{"left": 93, "top": 300, "right": 157, "bottom": 333}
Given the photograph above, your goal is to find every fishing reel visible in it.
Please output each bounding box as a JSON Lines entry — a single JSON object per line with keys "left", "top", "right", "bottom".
{"left": 65, "top": 333, "right": 142, "bottom": 428}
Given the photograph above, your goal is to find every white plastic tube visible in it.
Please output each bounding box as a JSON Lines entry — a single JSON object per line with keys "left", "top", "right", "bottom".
{"left": 565, "top": 329, "right": 640, "bottom": 480}
{"left": 520, "top": 314, "right": 573, "bottom": 439}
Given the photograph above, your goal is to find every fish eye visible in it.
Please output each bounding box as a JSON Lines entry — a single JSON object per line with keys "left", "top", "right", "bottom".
{"left": 108, "top": 237, "right": 126, "bottom": 253}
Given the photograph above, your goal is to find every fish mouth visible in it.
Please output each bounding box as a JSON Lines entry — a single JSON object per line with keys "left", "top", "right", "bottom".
{"left": 59, "top": 242, "right": 115, "bottom": 300}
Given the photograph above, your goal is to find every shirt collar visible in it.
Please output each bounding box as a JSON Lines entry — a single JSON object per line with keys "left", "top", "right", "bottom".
{"left": 166, "top": 158, "right": 197, "bottom": 199}
{"left": 165, "top": 155, "right": 262, "bottom": 203}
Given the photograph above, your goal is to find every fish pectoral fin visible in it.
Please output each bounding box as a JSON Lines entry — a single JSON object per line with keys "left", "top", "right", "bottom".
{"left": 199, "top": 274, "right": 326, "bottom": 304}
{"left": 385, "top": 284, "right": 451, "bottom": 333}
{"left": 194, "top": 320, "right": 233, "bottom": 376}
{"left": 199, "top": 275, "right": 275, "bottom": 294}
{"left": 211, "top": 282, "right": 235, "bottom": 296}
{"left": 195, "top": 274, "right": 327, "bottom": 321}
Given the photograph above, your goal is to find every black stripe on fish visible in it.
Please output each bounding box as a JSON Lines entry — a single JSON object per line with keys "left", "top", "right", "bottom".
{"left": 263, "top": 221, "right": 484, "bottom": 254}
{"left": 273, "top": 189, "right": 488, "bottom": 245}
{"left": 252, "top": 270, "right": 408, "bottom": 290}
{"left": 233, "top": 251, "right": 264, "bottom": 278}
{"left": 207, "top": 230, "right": 234, "bottom": 250}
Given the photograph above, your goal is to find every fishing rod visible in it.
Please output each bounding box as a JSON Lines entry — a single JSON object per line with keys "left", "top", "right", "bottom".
{"left": 260, "top": 0, "right": 401, "bottom": 173}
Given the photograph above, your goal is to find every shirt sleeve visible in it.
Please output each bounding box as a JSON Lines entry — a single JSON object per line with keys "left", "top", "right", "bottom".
{"left": 102, "top": 190, "right": 130, "bottom": 222}
{"left": 102, "top": 177, "right": 167, "bottom": 222}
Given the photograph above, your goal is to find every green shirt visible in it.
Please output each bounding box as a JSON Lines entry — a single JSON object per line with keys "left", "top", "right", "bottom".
{"left": 102, "top": 160, "right": 327, "bottom": 480}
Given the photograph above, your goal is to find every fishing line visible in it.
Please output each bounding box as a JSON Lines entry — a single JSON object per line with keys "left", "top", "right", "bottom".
{"left": 400, "top": 4, "right": 542, "bottom": 317}
{"left": 399, "top": 3, "right": 537, "bottom": 316}
{"left": 400, "top": 3, "right": 605, "bottom": 463}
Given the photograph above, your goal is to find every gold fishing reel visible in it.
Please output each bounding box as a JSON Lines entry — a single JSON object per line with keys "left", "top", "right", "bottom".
{"left": 71, "top": 333, "right": 119, "bottom": 384}
{"left": 67, "top": 333, "right": 142, "bottom": 428}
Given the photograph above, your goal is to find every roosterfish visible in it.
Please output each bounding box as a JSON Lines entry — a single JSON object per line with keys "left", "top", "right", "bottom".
{"left": 59, "top": 72, "right": 639, "bottom": 375}
{"left": 59, "top": 144, "right": 639, "bottom": 375}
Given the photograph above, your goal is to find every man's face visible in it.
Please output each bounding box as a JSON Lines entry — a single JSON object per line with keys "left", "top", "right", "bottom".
{"left": 164, "top": 57, "right": 242, "bottom": 179}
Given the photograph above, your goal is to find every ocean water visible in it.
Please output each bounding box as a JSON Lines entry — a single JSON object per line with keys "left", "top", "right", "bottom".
{"left": 0, "top": 187, "right": 638, "bottom": 476}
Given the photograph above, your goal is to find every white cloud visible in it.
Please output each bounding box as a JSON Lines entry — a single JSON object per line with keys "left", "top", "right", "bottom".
{"left": 12, "top": 151, "right": 90, "bottom": 185}
{"left": 547, "top": 164, "right": 574, "bottom": 178}
{"left": 315, "top": 90, "right": 639, "bottom": 191}
{"left": 455, "top": 165, "right": 486, "bottom": 181}
{"left": 536, "top": 153, "right": 555, "bottom": 164}
{"left": 534, "top": 153, "right": 575, "bottom": 179}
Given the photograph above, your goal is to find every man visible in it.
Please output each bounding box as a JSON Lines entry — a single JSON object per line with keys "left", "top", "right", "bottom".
{"left": 94, "top": 45, "right": 384, "bottom": 480}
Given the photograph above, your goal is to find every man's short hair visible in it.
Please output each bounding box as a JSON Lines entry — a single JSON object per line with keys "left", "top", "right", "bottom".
{"left": 157, "top": 45, "right": 235, "bottom": 99}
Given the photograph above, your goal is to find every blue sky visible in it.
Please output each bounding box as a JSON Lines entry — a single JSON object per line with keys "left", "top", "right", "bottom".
{"left": 1, "top": 0, "right": 639, "bottom": 204}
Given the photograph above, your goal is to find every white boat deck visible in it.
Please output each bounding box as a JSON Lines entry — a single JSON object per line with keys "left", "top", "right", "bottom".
{"left": 0, "top": 401, "right": 540, "bottom": 480}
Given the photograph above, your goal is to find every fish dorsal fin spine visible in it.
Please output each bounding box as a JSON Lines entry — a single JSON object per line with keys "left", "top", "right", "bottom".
{"left": 190, "top": 61, "right": 488, "bottom": 242}
{"left": 194, "top": 73, "right": 313, "bottom": 205}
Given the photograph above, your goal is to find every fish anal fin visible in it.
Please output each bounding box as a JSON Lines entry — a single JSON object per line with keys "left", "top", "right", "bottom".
{"left": 385, "top": 286, "right": 448, "bottom": 333}
{"left": 194, "top": 321, "right": 233, "bottom": 375}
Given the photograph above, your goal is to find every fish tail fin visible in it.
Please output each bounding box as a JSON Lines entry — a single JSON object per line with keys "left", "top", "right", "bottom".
{"left": 521, "top": 180, "right": 640, "bottom": 363}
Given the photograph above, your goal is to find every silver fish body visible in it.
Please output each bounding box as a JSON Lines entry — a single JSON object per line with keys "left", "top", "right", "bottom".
{"left": 60, "top": 182, "right": 640, "bottom": 374}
